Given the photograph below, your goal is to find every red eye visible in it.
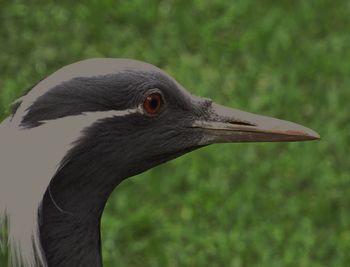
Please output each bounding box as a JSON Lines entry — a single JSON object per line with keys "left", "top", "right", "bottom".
{"left": 143, "top": 93, "right": 163, "bottom": 114}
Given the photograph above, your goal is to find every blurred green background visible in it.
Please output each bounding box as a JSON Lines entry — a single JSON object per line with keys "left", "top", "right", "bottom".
{"left": 0, "top": 0, "right": 349, "bottom": 266}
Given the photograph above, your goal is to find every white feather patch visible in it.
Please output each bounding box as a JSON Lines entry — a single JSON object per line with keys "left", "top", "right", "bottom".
{"left": 0, "top": 108, "right": 141, "bottom": 267}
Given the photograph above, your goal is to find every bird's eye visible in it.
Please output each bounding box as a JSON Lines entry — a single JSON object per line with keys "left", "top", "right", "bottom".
{"left": 143, "top": 93, "right": 163, "bottom": 115}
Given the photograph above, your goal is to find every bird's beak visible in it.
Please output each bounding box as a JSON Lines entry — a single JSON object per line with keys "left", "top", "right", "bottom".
{"left": 192, "top": 103, "right": 320, "bottom": 144}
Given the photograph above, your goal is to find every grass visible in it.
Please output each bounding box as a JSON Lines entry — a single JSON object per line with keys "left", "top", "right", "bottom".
{"left": 0, "top": 0, "right": 349, "bottom": 266}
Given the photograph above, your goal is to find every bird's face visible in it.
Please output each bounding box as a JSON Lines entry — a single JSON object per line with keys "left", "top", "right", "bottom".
{"left": 17, "top": 59, "right": 319, "bottom": 180}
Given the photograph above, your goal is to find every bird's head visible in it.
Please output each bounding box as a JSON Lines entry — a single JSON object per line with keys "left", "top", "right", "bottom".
{"left": 16, "top": 58, "right": 319, "bottom": 180}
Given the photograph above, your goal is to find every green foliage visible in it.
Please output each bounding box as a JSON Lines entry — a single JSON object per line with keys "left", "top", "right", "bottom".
{"left": 0, "top": 0, "right": 349, "bottom": 266}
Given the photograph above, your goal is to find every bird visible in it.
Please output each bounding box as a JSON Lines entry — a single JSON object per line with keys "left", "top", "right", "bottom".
{"left": 0, "top": 58, "right": 320, "bottom": 267}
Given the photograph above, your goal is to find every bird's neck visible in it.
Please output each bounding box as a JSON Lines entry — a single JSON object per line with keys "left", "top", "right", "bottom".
{"left": 39, "top": 158, "right": 124, "bottom": 267}
{"left": 40, "top": 204, "right": 103, "bottom": 267}
{"left": 37, "top": 132, "right": 187, "bottom": 267}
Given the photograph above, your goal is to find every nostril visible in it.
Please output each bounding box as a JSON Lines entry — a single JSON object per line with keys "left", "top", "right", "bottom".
{"left": 227, "top": 120, "right": 256, "bottom": 126}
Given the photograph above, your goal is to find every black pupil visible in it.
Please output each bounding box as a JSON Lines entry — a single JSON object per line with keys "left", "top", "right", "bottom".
{"left": 149, "top": 96, "right": 159, "bottom": 110}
